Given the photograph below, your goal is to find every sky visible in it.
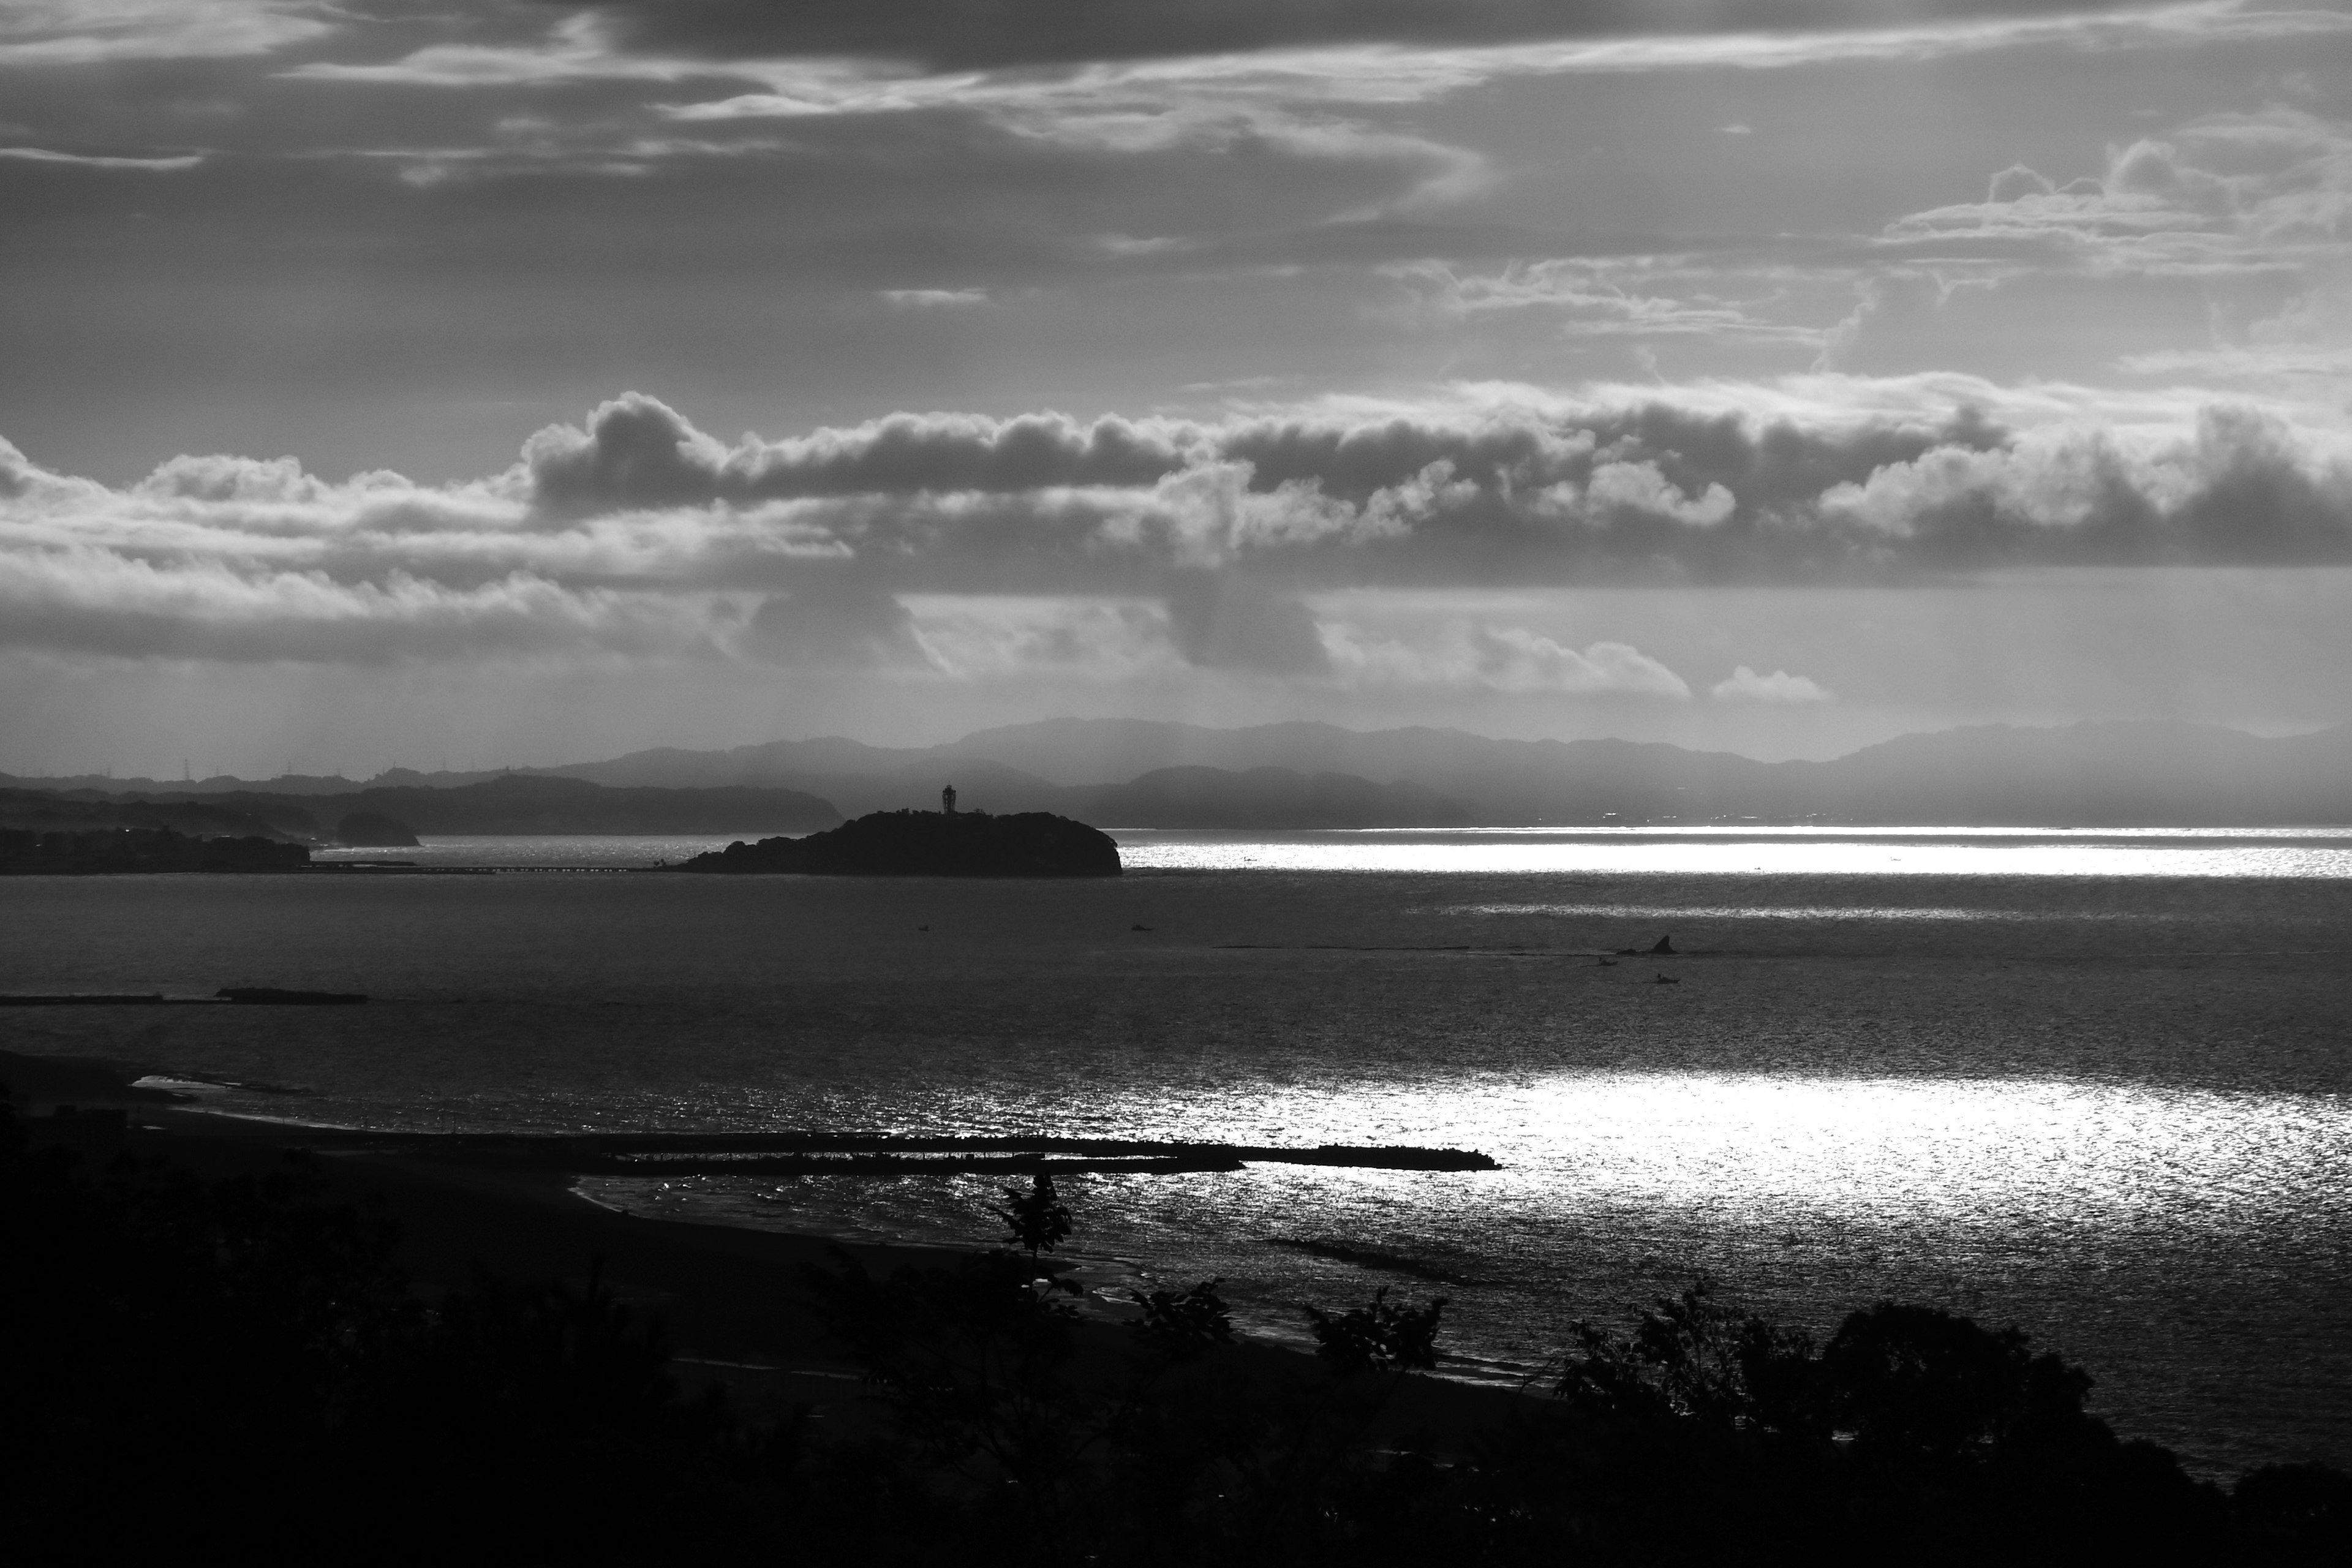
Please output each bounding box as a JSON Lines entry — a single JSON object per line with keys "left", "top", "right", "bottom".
{"left": 3, "top": 0, "right": 2350, "bottom": 777}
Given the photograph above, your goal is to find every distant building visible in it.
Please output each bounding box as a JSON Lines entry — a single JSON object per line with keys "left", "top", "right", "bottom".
{"left": 942, "top": 785, "right": 957, "bottom": 815}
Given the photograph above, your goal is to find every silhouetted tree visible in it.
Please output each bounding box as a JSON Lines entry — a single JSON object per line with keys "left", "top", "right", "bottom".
{"left": 992, "top": 1169, "right": 1074, "bottom": 1256}
{"left": 1554, "top": 1276, "right": 1817, "bottom": 1433}
{"left": 1303, "top": 1286, "right": 1447, "bottom": 1375}
{"left": 1818, "top": 1298, "right": 2098, "bottom": 1457}
{"left": 1129, "top": 1276, "right": 1235, "bottom": 1360}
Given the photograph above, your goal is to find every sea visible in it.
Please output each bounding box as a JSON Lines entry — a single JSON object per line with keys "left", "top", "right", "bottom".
{"left": 4, "top": 826, "right": 2348, "bottom": 1477}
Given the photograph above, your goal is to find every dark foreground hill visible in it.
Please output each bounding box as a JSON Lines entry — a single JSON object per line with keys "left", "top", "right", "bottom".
{"left": 0, "top": 826, "right": 309, "bottom": 873}
{"left": 6, "top": 1093, "right": 2347, "bottom": 1564}
{"left": 0, "top": 786, "right": 295, "bottom": 842}
{"left": 680, "top": 809, "right": 1121, "bottom": 876}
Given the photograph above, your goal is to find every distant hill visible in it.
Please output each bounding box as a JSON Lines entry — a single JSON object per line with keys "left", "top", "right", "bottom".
{"left": 0, "top": 776, "right": 842, "bottom": 841}
{"left": 0, "top": 788, "right": 301, "bottom": 842}
{"left": 1068, "top": 767, "right": 1470, "bottom": 829}
{"left": 510, "top": 716, "right": 2352, "bottom": 825}
{"left": 12, "top": 717, "right": 2351, "bottom": 827}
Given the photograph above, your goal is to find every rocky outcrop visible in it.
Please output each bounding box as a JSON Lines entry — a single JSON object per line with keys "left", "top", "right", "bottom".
{"left": 679, "top": 809, "right": 1121, "bottom": 877}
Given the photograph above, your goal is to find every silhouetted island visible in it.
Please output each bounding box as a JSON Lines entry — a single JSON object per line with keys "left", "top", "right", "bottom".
{"left": 680, "top": 798, "right": 1120, "bottom": 877}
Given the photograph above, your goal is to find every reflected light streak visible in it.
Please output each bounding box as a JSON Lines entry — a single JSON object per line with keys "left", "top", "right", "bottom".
{"left": 1115, "top": 834, "right": 2352, "bottom": 878}
{"left": 934, "top": 1072, "right": 2351, "bottom": 1237}
{"left": 1456, "top": 903, "right": 2016, "bottom": 919}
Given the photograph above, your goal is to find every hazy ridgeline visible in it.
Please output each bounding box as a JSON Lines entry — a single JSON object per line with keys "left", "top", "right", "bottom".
{"left": 16, "top": 718, "right": 2352, "bottom": 830}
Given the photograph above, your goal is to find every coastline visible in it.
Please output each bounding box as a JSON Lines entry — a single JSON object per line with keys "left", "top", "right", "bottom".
{"left": 6, "top": 1049, "right": 1526, "bottom": 1444}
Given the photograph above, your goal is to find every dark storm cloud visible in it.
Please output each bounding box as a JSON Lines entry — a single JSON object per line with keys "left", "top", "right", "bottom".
{"left": 6, "top": 386, "right": 2350, "bottom": 665}
{"left": 573, "top": 1, "right": 2158, "bottom": 72}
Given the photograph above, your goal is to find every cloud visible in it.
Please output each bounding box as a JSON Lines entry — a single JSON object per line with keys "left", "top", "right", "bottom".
{"left": 1473, "top": 629, "right": 1691, "bottom": 695}
{"left": 262, "top": 4, "right": 2352, "bottom": 186}
{"left": 1712, "top": 664, "right": 1832, "bottom": 702}
{"left": 1877, "top": 107, "right": 2352, "bottom": 282}
{"left": 1321, "top": 620, "right": 1691, "bottom": 695}
{"left": 0, "top": 146, "right": 203, "bottom": 170}
{"left": 1804, "top": 104, "right": 2352, "bottom": 386}
{"left": 2118, "top": 280, "right": 2352, "bottom": 389}
{"left": 0, "top": 1, "right": 331, "bottom": 66}
{"left": 1163, "top": 570, "right": 1330, "bottom": 674}
{"left": 880, "top": 288, "right": 989, "bottom": 307}
{"left": 4, "top": 380, "right": 2351, "bottom": 666}
{"left": 1387, "top": 258, "right": 1820, "bottom": 344}
{"left": 737, "top": 584, "right": 939, "bottom": 670}
{"left": 568, "top": 1, "right": 2275, "bottom": 75}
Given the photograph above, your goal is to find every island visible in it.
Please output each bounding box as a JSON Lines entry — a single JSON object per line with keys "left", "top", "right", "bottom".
{"left": 678, "top": 799, "right": 1121, "bottom": 877}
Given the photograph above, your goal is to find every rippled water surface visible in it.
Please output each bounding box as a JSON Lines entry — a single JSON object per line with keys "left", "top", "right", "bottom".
{"left": 5, "top": 831, "right": 2348, "bottom": 1476}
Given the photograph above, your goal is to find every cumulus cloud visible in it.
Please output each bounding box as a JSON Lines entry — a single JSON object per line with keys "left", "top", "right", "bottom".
{"left": 1321, "top": 620, "right": 1691, "bottom": 695}
{"left": 1711, "top": 665, "right": 1832, "bottom": 703}
{"left": 4, "top": 382, "right": 2350, "bottom": 666}
{"left": 1472, "top": 630, "right": 1691, "bottom": 696}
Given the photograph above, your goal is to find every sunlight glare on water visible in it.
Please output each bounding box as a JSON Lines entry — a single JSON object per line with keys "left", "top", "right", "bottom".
{"left": 1115, "top": 829, "right": 2352, "bottom": 878}
{"left": 867, "top": 1069, "right": 2350, "bottom": 1237}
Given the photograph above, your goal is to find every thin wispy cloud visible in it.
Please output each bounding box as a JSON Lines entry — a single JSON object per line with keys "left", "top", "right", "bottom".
{"left": 0, "top": 145, "right": 202, "bottom": 169}
{"left": 0, "top": 1, "right": 331, "bottom": 66}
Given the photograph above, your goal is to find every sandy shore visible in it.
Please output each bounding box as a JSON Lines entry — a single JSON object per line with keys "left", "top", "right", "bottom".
{"left": 5, "top": 1046, "right": 1530, "bottom": 1441}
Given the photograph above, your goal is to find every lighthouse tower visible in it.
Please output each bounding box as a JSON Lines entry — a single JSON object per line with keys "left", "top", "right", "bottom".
{"left": 941, "top": 784, "right": 958, "bottom": 815}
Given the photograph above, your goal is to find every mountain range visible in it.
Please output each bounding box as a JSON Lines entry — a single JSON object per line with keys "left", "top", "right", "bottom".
{"left": 9, "top": 717, "right": 2352, "bottom": 829}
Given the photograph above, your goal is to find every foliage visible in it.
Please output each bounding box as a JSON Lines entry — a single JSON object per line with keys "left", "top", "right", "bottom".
{"left": 990, "top": 1169, "right": 1074, "bottom": 1256}
{"left": 1129, "top": 1275, "right": 1236, "bottom": 1359}
{"left": 0, "top": 1088, "right": 770, "bottom": 1557}
{"left": 1303, "top": 1285, "right": 1449, "bottom": 1375}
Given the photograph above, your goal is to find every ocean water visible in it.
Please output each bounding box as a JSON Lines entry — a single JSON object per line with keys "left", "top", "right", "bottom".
{"left": 6, "top": 828, "right": 2350, "bottom": 1476}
